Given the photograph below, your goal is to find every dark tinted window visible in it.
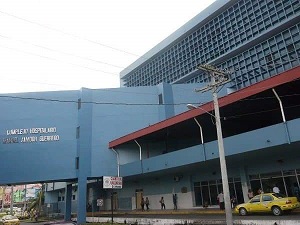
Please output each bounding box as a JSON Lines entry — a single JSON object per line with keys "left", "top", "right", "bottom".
{"left": 250, "top": 195, "right": 260, "bottom": 203}
{"left": 262, "top": 195, "right": 273, "bottom": 201}
{"left": 273, "top": 193, "right": 286, "bottom": 198}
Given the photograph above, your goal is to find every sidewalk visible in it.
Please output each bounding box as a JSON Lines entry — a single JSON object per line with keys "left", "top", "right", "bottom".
{"left": 88, "top": 208, "right": 227, "bottom": 217}
{"left": 88, "top": 207, "right": 300, "bottom": 216}
{"left": 84, "top": 208, "right": 300, "bottom": 225}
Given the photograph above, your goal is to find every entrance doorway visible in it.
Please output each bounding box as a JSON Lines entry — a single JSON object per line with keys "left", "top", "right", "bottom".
{"left": 193, "top": 178, "right": 242, "bottom": 207}
{"left": 135, "top": 189, "right": 143, "bottom": 210}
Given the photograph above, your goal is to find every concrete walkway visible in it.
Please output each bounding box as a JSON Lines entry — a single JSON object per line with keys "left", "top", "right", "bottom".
{"left": 84, "top": 208, "right": 300, "bottom": 225}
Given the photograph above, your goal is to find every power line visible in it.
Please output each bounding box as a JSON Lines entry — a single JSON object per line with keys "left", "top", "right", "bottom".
{"left": 0, "top": 34, "right": 125, "bottom": 69}
{"left": 0, "top": 44, "right": 119, "bottom": 76}
{"left": 0, "top": 94, "right": 202, "bottom": 106}
{"left": 0, "top": 10, "right": 141, "bottom": 58}
{"left": 1, "top": 87, "right": 299, "bottom": 119}
{"left": 3, "top": 8, "right": 299, "bottom": 84}
{"left": 1, "top": 90, "right": 299, "bottom": 105}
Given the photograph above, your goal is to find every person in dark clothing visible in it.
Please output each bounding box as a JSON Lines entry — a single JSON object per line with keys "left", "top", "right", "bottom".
{"left": 173, "top": 194, "right": 178, "bottom": 210}
{"left": 159, "top": 196, "right": 165, "bottom": 209}
{"left": 145, "top": 197, "right": 150, "bottom": 210}
{"left": 140, "top": 197, "right": 145, "bottom": 211}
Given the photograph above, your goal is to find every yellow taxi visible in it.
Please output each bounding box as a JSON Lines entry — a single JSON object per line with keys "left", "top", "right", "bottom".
{"left": 0, "top": 215, "right": 20, "bottom": 225}
{"left": 235, "top": 193, "right": 300, "bottom": 216}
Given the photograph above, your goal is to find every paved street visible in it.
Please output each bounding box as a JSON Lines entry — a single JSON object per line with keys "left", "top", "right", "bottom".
{"left": 86, "top": 209, "right": 300, "bottom": 224}
{"left": 21, "top": 209, "right": 300, "bottom": 225}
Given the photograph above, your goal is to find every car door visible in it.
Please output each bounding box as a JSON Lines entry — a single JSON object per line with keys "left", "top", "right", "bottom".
{"left": 247, "top": 195, "right": 262, "bottom": 212}
{"left": 260, "top": 194, "right": 274, "bottom": 212}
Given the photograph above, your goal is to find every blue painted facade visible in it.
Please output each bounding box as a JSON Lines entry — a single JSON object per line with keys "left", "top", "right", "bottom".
{"left": 0, "top": 83, "right": 210, "bottom": 222}
{"left": 0, "top": 91, "right": 79, "bottom": 184}
{"left": 1, "top": 0, "right": 300, "bottom": 224}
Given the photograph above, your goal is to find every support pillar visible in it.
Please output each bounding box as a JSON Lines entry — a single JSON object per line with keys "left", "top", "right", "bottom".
{"left": 77, "top": 178, "right": 87, "bottom": 224}
{"left": 64, "top": 184, "right": 72, "bottom": 221}
{"left": 240, "top": 167, "right": 250, "bottom": 202}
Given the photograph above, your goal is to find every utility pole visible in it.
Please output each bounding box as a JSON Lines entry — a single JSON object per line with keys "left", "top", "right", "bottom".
{"left": 196, "top": 64, "right": 233, "bottom": 225}
{"left": 23, "top": 185, "right": 27, "bottom": 214}
{"left": 10, "top": 186, "right": 13, "bottom": 215}
{"left": 1, "top": 186, "right": 6, "bottom": 210}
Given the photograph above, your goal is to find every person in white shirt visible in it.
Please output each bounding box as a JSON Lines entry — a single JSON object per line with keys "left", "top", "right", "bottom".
{"left": 273, "top": 185, "right": 280, "bottom": 194}
{"left": 217, "top": 191, "right": 225, "bottom": 210}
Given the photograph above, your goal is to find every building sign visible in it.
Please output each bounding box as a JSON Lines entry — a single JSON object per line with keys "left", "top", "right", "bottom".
{"left": 2, "top": 127, "right": 60, "bottom": 144}
{"left": 103, "top": 176, "right": 123, "bottom": 189}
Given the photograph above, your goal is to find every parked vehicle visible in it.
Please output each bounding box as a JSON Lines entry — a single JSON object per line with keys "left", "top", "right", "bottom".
{"left": 235, "top": 193, "right": 300, "bottom": 216}
{"left": 0, "top": 215, "right": 20, "bottom": 225}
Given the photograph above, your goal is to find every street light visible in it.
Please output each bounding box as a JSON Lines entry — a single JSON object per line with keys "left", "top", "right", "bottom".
{"left": 187, "top": 104, "right": 207, "bottom": 161}
{"left": 186, "top": 104, "right": 204, "bottom": 145}
{"left": 194, "top": 64, "right": 233, "bottom": 225}
{"left": 186, "top": 103, "right": 197, "bottom": 110}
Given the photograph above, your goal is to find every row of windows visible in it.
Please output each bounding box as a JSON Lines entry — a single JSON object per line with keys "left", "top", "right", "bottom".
{"left": 194, "top": 169, "right": 300, "bottom": 206}
{"left": 187, "top": 23, "right": 300, "bottom": 90}
{"left": 58, "top": 195, "right": 76, "bottom": 201}
{"left": 123, "top": 0, "right": 300, "bottom": 90}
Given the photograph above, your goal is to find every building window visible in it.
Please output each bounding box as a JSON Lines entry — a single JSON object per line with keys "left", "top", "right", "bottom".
{"left": 58, "top": 196, "right": 65, "bottom": 201}
{"left": 158, "top": 94, "right": 163, "bottom": 105}
{"left": 78, "top": 98, "right": 81, "bottom": 109}
{"left": 287, "top": 44, "right": 295, "bottom": 53}
{"left": 76, "top": 157, "right": 79, "bottom": 169}
{"left": 76, "top": 127, "right": 80, "bottom": 139}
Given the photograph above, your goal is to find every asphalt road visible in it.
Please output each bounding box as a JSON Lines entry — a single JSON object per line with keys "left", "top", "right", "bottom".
{"left": 21, "top": 212, "right": 300, "bottom": 225}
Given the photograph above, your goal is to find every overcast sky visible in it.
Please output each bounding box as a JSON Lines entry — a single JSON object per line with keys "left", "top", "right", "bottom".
{"left": 0, "top": 0, "right": 215, "bottom": 94}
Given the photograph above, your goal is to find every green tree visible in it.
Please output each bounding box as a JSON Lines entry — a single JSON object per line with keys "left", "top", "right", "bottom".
{"left": 26, "top": 184, "right": 44, "bottom": 219}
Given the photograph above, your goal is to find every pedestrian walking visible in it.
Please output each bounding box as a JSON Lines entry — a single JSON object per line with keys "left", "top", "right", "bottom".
{"left": 145, "top": 197, "right": 150, "bottom": 210}
{"left": 159, "top": 196, "right": 165, "bottom": 210}
{"left": 140, "top": 197, "right": 145, "bottom": 211}
{"left": 173, "top": 194, "right": 177, "bottom": 210}
{"left": 217, "top": 191, "right": 224, "bottom": 210}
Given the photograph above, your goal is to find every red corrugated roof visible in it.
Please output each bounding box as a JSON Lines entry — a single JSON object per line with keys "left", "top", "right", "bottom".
{"left": 109, "top": 66, "right": 300, "bottom": 148}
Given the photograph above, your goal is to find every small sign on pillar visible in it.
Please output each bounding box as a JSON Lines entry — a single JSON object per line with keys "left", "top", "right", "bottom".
{"left": 103, "top": 176, "right": 123, "bottom": 189}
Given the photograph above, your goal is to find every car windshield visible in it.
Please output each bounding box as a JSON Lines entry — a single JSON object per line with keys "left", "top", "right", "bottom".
{"left": 272, "top": 193, "right": 286, "bottom": 198}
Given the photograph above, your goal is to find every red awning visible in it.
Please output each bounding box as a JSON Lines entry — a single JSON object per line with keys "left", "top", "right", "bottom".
{"left": 109, "top": 66, "right": 300, "bottom": 148}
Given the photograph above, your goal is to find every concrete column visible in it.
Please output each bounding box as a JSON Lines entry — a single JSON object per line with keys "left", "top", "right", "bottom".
{"left": 239, "top": 166, "right": 250, "bottom": 203}
{"left": 76, "top": 88, "right": 93, "bottom": 224}
{"left": 77, "top": 178, "right": 87, "bottom": 224}
{"left": 64, "top": 184, "right": 72, "bottom": 221}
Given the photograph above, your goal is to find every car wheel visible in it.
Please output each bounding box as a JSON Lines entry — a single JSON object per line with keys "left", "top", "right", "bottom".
{"left": 239, "top": 207, "right": 247, "bottom": 216}
{"left": 272, "top": 206, "right": 282, "bottom": 216}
